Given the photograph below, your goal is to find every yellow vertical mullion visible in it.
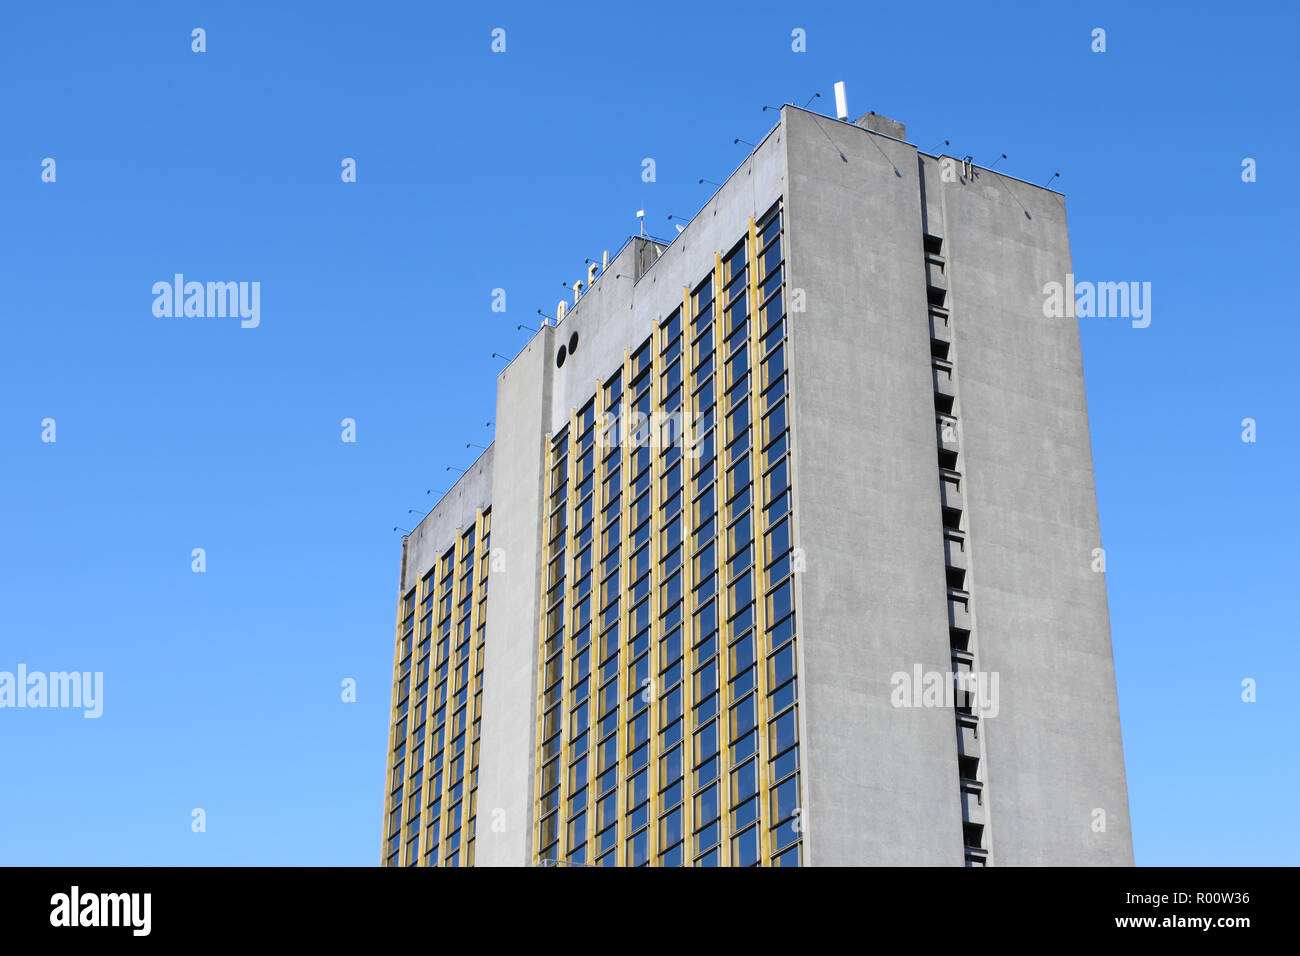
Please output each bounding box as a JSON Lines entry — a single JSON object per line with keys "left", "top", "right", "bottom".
{"left": 428, "top": 576, "right": 441, "bottom": 865}
{"left": 560, "top": 410, "right": 579, "bottom": 864}
{"left": 416, "top": 585, "right": 429, "bottom": 866}
{"left": 614, "top": 350, "right": 632, "bottom": 864}
{"left": 468, "top": 507, "right": 486, "bottom": 866}
{"left": 680, "top": 285, "right": 695, "bottom": 864}
{"left": 583, "top": 382, "right": 610, "bottom": 864}
{"left": 405, "top": 589, "right": 420, "bottom": 866}
{"left": 435, "top": 555, "right": 444, "bottom": 866}
{"left": 457, "top": 509, "right": 481, "bottom": 866}
{"left": 424, "top": 578, "right": 438, "bottom": 865}
{"left": 647, "top": 324, "right": 663, "bottom": 867}
{"left": 586, "top": 403, "right": 603, "bottom": 857}
{"left": 534, "top": 437, "right": 557, "bottom": 864}
{"left": 384, "top": 587, "right": 406, "bottom": 865}
{"left": 457, "top": 526, "right": 474, "bottom": 864}
{"left": 447, "top": 539, "right": 460, "bottom": 867}
{"left": 438, "top": 540, "right": 464, "bottom": 865}
{"left": 468, "top": 507, "right": 486, "bottom": 867}
{"left": 411, "top": 586, "right": 425, "bottom": 867}
{"left": 746, "top": 217, "right": 774, "bottom": 866}
{"left": 424, "top": 578, "right": 439, "bottom": 865}
{"left": 406, "top": 585, "right": 420, "bottom": 866}
{"left": 712, "top": 250, "right": 732, "bottom": 867}
{"left": 588, "top": 388, "right": 618, "bottom": 862}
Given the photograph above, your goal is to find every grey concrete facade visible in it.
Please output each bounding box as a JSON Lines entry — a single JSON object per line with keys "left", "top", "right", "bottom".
{"left": 476, "top": 327, "right": 553, "bottom": 867}
{"left": 782, "top": 107, "right": 968, "bottom": 865}
{"left": 779, "top": 106, "right": 1131, "bottom": 865}
{"left": 925, "top": 153, "right": 1133, "bottom": 865}
{"left": 385, "top": 104, "right": 1132, "bottom": 866}
{"left": 398, "top": 448, "right": 494, "bottom": 598}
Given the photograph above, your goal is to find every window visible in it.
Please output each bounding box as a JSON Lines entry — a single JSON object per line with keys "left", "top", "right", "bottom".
{"left": 770, "top": 706, "right": 798, "bottom": 755}
{"left": 731, "top": 827, "right": 759, "bottom": 867}
{"left": 524, "top": 207, "right": 803, "bottom": 866}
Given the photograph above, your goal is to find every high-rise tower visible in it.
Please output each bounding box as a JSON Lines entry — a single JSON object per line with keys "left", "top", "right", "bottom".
{"left": 382, "top": 105, "right": 1132, "bottom": 867}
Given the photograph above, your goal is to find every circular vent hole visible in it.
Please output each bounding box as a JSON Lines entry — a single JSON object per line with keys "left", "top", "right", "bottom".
{"left": 568, "top": 331, "right": 579, "bottom": 354}
{"left": 556, "top": 345, "right": 567, "bottom": 368}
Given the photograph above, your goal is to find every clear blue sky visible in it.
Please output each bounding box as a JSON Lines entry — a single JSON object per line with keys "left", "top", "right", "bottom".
{"left": 1, "top": 1, "right": 1295, "bottom": 866}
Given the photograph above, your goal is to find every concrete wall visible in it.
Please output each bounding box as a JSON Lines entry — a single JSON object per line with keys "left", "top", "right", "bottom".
{"left": 399, "top": 447, "right": 494, "bottom": 596}
{"left": 383, "top": 448, "right": 493, "bottom": 863}
{"left": 928, "top": 156, "right": 1133, "bottom": 864}
{"left": 475, "top": 326, "right": 554, "bottom": 866}
{"left": 472, "top": 126, "right": 788, "bottom": 864}
{"left": 547, "top": 126, "right": 788, "bottom": 437}
{"left": 781, "top": 106, "right": 967, "bottom": 865}
{"left": 397, "top": 104, "right": 1131, "bottom": 868}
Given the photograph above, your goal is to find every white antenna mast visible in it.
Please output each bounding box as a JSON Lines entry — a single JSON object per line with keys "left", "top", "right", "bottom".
{"left": 833, "top": 81, "right": 848, "bottom": 121}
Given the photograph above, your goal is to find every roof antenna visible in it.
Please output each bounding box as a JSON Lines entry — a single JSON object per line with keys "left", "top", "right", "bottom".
{"left": 636, "top": 209, "right": 644, "bottom": 236}
{"left": 803, "top": 92, "right": 821, "bottom": 109}
{"left": 833, "top": 81, "right": 849, "bottom": 121}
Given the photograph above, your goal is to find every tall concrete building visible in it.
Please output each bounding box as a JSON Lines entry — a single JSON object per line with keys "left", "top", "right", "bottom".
{"left": 381, "top": 104, "right": 1132, "bottom": 867}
